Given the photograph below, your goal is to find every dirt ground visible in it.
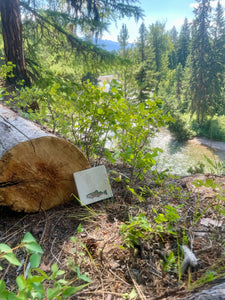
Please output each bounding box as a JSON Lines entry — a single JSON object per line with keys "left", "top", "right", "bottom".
{"left": 1, "top": 165, "right": 225, "bottom": 299}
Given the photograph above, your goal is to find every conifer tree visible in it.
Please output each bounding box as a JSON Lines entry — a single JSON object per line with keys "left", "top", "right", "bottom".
{"left": 177, "top": 18, "right": 190, "bottom": 67}
{"left": 148, "top": 22, "right": 167, "bottom": 73}
{"left": 118, "top": 24, "right": 130, "bottom": 59}
{"left": 0, "top": 0, "right": 143, "bottom": 85}
{"left": 210, "top": 0, "right": 225, "bottom": 114}
{"left": 189, "top": 0, "right": 212, "bottom": 125}
{"left": 168, "top": 26, "right": 178, "bottom": 69}
{"left": 136, "top": 22, "right": 148, "bottom": 62}
{"left": 0, "top": 0, "right": 30, "bottom": 86}
{"left": 181, "top": 55, "right": 192, "bottom": 111}
{"left": 175, "top": 63, "right": 183, "bottom": 103}
{"left": 117, "top": 24, "right": 135, "bottom": 99}
{"left": 134, "top": 23, "right": 157, "bottom": 101}
{"left": 148, "top": 21, "right": 169, "bottom": 91}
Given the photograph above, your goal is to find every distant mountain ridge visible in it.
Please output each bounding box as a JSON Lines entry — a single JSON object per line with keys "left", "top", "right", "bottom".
{"left": 95, "top": 38, "right": 134, "bottom": 52}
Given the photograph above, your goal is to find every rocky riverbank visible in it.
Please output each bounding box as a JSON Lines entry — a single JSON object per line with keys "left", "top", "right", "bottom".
{"left": 190, "top": 137, "right": 225, "bottom": 152}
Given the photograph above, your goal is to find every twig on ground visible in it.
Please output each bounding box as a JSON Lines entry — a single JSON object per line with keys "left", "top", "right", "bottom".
{"left": 127, "top": 266, "right": 147, "bottom": 300}
{"left": 108, "top": 268, "right": 131, "bottom": 286}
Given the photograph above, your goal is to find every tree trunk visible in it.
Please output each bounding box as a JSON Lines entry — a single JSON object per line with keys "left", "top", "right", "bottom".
{"left": 0, "top": 104, "right": 90, "bottom": 212}
{"left": 0, "top": 0, "right": 30, "bottom": 86}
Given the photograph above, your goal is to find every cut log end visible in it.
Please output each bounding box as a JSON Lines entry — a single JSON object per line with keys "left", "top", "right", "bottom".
{"left": 0, "top": 136, "right": 90, "bottom": 212}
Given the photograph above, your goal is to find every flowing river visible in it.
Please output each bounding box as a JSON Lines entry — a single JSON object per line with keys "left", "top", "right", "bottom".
{"left": 150, "top": 128, "right": 225, "bottom": 175}
{"left": 98, "top": 76, "right": 225, "bottom": 175}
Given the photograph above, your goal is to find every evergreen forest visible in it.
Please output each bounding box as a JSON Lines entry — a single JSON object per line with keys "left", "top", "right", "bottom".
{"left": 1, "top": 0, "right": 225, "bottom": 147}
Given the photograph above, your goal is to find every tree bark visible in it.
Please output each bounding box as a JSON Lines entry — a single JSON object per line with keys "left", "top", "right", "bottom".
{"left": 0, "top": 0, "right": 30, "bottom": 86}
{"left": 0, "top": 104, "right": 90, "bottom": 212}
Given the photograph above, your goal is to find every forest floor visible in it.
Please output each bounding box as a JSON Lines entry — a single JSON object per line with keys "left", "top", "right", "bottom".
{"left": 1, "top": 80, "right": 225, "bottom": 298}
{"left": 1, "top": 161, "right": 225, "bottom": 299}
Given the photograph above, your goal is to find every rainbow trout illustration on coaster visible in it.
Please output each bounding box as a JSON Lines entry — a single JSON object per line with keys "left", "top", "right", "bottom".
{"left": 87, "top": 189, "right": 107, "bottom": 199}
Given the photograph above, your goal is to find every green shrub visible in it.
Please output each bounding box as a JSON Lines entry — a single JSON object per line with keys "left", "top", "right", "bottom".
{"left": 191, "top": 116, "right": 225, "bottom": 142}
{"left": 0, "top": 233, "right": 91, "bottom": 300}
{"left": 10, "top": 79, "right": 171, "bottom": 183}
{"left": 168, "top": 114, "right": 194, "bottom": 142}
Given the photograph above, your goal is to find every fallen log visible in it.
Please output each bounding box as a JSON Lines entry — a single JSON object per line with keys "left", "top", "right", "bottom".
{"left": 183, "top": 282, "right": 225, "bottom": 300}
{"left": 0, "top": 104, "right": 90, "bottom": 212}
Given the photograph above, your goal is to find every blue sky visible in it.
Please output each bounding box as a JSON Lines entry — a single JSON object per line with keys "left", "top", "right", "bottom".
{"left": 103, "top": 0, "right": 225, "bottom": 42}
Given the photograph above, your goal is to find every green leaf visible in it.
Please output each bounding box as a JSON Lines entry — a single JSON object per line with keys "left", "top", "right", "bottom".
{"left": 70, "top": 236, "right": 78, "bottom": 244}
{"left": 77, "top": 224, "right": 84, "bottom": 233}
{"left": 62, "top": 284, "right": 88, "bottom": 297}
{"left": 77, "top": 272, "right": 92, "bottom": 283}
{"left": 16, "top": 275, "right": 26, "bottom": 291}
{"left": 56, "top": 270, "right": 66, "bottom": 277}
{"left": 0, "top": 280, "right": 6, "bottom": 294}
{"left": 152, "top": 208, "right": 157, "bottom": 214}
{"left": 168, "top": 251, "right": 175, "bottom": 263}
{"left": 51, "top": 262, "right": 58, "bottom": 274}
{"left": 29, "top": 253, "right": 41, "bottom": 268}
{"left": 47, "top": 288, "right": 60, "bottom": 300}
{"left": 22, "top": 233, "right": 43, "bottom": 254}
{"left": 0, "top": 244, "right": 12, "bottom": 252}
{"left": 2, "top": 291, "right": 19, "bottom": 300}
{"left": 2, "top": 253, "right": 21, "bottom": 266}
{"left": 97, "top": 108, "right": 104, "bottom": 114}
{"left": 22, "top": 232, "right": 37, "bottom": 244}
{"left": 30, "top": 282, "right": 45, "bottom": 299}
{"left": 56, "top": 279, "right": 68, "bottom": 285}
{"left": 110, "top": 87, "right": 117, "bottom": 93}
{"left": 0, "top": 244, "right": 21, "bottom": 266}
{"left": 27, "top": 275, "right": 44, "bottom": 284}
{"left": 129, "top": 288, "right": 137, "bottom": 299}
{"left": 23, "top": 243, "right": 43, "bottom": 254}
{"left": 34, "top": 268, "right": 49, "bottom": 280}
{"left": 154, "top": 213, "right": 168, "bottom": 224}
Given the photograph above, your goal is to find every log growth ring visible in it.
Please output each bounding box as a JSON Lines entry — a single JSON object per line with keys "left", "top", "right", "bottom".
{"left": 0, "top": 136, "right": 90, "bottom": 212}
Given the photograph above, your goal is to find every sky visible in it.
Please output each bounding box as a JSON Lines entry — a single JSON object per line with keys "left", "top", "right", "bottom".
{"left": 102, "top": 0, "right": 225, "bottom": 43}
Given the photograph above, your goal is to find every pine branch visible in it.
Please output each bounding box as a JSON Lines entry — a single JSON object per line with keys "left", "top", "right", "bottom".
{"left": 20, "top": 1, "right": 117, "bottom": 63}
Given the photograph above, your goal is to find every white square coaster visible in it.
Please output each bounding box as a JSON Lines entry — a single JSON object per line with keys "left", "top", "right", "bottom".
{"left": 73, "top": 165, "right": 113, "bottom": 205}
